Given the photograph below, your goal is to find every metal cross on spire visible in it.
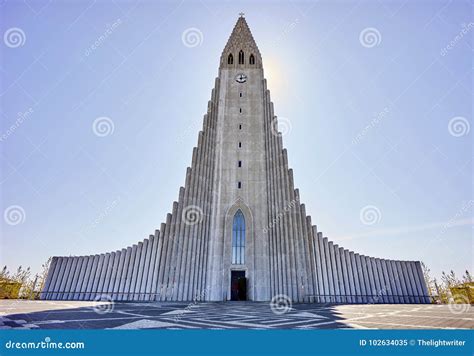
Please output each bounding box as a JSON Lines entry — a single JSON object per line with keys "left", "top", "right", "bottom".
{"left": 239, "top": 12, "right": 245, "bottom": 17}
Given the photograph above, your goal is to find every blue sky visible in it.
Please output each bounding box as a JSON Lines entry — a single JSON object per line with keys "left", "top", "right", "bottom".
{"left": 1, "top": 0, "right": 472, "bottom": 283}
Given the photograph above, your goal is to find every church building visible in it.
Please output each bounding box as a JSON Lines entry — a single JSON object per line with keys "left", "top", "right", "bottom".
{"left": 41, "top": 15, "right": 430, "bottom": 304}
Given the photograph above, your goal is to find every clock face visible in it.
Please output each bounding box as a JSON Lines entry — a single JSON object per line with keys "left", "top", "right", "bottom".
{"left": 235, "top": 73, "right": 247, "bottom": 83}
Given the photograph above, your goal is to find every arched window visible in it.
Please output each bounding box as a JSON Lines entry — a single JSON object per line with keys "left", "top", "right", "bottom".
{"left": 249, "top": 54, "right": 255, "bottom": 65}
{"left": 238, "top": 50, "right": 244, "bottom": 65}
{"left": 227, "top": 53, "right": 233, "bottom": 65}
{"left": 232, "top": 210, "right": 245, "bottom": 264}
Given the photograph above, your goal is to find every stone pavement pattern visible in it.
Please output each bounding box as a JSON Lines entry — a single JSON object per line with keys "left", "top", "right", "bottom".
{"left": 0, "top": 301, "right": 472, "bottom": 330}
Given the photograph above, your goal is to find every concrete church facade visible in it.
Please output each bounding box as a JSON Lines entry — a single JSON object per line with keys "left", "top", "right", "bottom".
{"left": 41, "top": 16, "right": 430, "bottom": 304}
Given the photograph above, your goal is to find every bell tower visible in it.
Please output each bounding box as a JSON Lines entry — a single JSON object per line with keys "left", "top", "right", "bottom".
{"left": 207, "top": 14, "right": 270, "bottom": 301}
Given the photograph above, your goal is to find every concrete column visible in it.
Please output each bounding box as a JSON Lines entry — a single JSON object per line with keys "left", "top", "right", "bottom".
{"left": 189, "top": 136, "right": 206, "bottom": 301}
{"left": 103, "top": 252, "right": 116, "bottom": 296}
{"left": 172, "top": 170, "right": 192, "bottom": 301}
{"left": 79, "top": 256, "right": 93, "bottom": 300}
{"left": 415, "top": 261, "right": 430, "bottom": 303}
{"left": 196, "top": 117, "right": 211, "bottom": 300}
{"left": 328, "top": 241, "right": 339, "bottom": 303}
{"left": 146, "top": 233, "right": 159, "bottom": 301}
{"left": 304, "top": 216, "right": 317, "bottom": 303}
{"left": 40, "top": 257, "right": 58, "bottom": 300}
{"left": 162, "top": 203, "right": 179, "bottom": 300}
{"left": 276, "top": 146, "right": 296, "bottom": 302}
{"left": 92, "top": 254, "right": 106, "bottom": 300}
{"left": 395, "top": 261, "right": 409, "bottom": 303}
{"left": 339, "top": 247, "right": 354, "bottom": 303}
{"left": 268, "top": 127, "right": 282, "bottom": 297}
{"left": 365, "top": 256, "right": 376, "bottom": 303}
{"left": 319, "top": 234, "right": 329, "bottom": 303}
{"left": 57, "top": 257, "right": 73, "bottom": 300}
{"left": 296, "top": 204, "right": 311, "bottom": 303}
{"left": 390, "top": 260, "right": 403, "bottom": 303}
{"left": 66, "top": 257, "right": 81, "bottom": 300}
{"left": 106, "top": 251, "right": 119, "bottom": 298}
{"left": 46, "top": 257, "right": 62, "bottom": 300}
{"left": 130, "top": 242, "right": 143, "bottom": 301}
{"left": 118, "top": 247, "right": 131, "bottom": 301}
{"left": 202, "top": 87, "right": 219, "bottom": 298}
{"left": 52, "top": 257, "right": 66, "bottom": 300}
{"left": 84, "top": 255, "right": 98, "bottom": 300}
{"left": 123, "top": 245, "right": 138, "bottom": 301}
{"left": 157, "top": 213, "right": 172, "bottom": 301}
{"left": 343, "top": 250, "right": 354, "bottom": 303}
{"left": 139, "top": 237, "right": 153, "bottom": 301}
{"left": 334, "top": 246, "right": 345, "bottom": 303}
{"left": 370, "top": 258, "right": 382, "bottom": 303}
{"left": 185, "top": 142, "right": 203, "bottom": 301}
{"left": 400, "top": 261, "right": 414, "bottom": 303}
{"left": 134, "top": 240, "right": 148, "bottom": 300}
{"left": 313, "top": 228, "right": 324, "bottom": 303}
{"left": 112, "top": 249, "right": 125, "bottom": 300}
{"left": 373, "top": 258, "right": 385, "bottom": 303}
{"left": 71, "top": 257, "right": 86, "bottom": 300}
{"left": 322, "top": 238, "right": 334, "bottom": 302}
{"left": 98, "top": 253, "right": 111, "bottom": 296}
{"left": 355, "top": 254, "right": 366, "bottom": 303}
{"left": 358, "top": 255, "right": 368, "bottom": 303}
{"left": 100, "top": 253, "right": 112, "bottom": 295}
{"left": 380, "top": 259, "right": 393, "bottom": 303}
{"left": 348, "top": 251, "right": 359, "bottom": 303}
{"left": 151, "top": 227, "right": 164, "bottom": 301}
{"left": 181, "top": 149, "right": 201, "bottom": 301}
{"left": 168, "top": 188, "right": 186, "bottom": 301}
{"left": 375, "top": 258, "right": 388, "bottom": 303}
{"left": 53, "top": 257, "right": 66, "bottom": 300}
{"left": 407, "top": 261, "right": 421, "bottom": 303}
{"left": 275, "top": 140, "right": 293, "bottom": 301}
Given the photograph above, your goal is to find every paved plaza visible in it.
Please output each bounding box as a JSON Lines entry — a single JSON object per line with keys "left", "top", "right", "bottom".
{"left": 0, "top": 300, "right": 472, "bottom": 330}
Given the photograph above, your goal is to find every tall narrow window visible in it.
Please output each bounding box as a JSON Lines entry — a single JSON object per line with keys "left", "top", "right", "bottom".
{"left": 239, "top": 124, "right": 242, "bottom": 130}
{"left": 238, "top": 142, "right": 242, "bottom": 148}
{"left": 238, "top": 160, "right": 242, "bottom": 167}
{"left": 249, "top": 54, "right": 255, "bottom": 65}
{"left": 238, "top": 50, "right": 244, "bottom": 64}
{"left": 240, "top": 92, "right": 242, "bottom": 97}
{"left": 228, "top": 53, "right": 233, "bottom": 65}
{"left": 238, "top": 181, "right": 242, "bottom": 189}
{"left": 232, "top": 210, "right": 245, "bottom": 264}
{"left": 239, "top": 108, "right": 242, "bottom": 114}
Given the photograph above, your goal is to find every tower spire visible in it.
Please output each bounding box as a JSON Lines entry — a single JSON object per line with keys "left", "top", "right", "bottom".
{"left": 220, "top": 15, "right": 261, "bottom": 69}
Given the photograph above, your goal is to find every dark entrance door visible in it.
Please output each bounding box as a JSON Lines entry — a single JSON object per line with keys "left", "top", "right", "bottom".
{"left": 230, "top": 271, "right": 247, "bottom": 301}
